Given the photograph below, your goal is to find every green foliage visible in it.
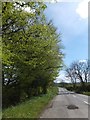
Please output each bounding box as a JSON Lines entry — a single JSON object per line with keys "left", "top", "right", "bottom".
{"left": 3, "top": 86, "right": 58, "bottom": 118}
{"left": 65, "top": 83, "right": 90, "bottom": 94}
{"left": 83, "top": 92, "right": 90, "bottom": 96}
{"left": 2, "top": 2, "right": 64, "bottom": 108}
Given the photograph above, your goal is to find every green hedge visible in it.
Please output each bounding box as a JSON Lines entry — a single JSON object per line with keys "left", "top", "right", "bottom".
{"left": 2, "top": 86, "right": 58, "bottom": 118}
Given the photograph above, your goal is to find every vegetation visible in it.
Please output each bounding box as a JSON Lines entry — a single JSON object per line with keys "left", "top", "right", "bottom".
{"left": 2, "top": 86, "right": 58, "bottom": 118}
{"left": 82, "top": 92, "right": 90, "bottom": 96}
{"left": 2, "top": 2, "right": 64, "bottom": 108}
{"left": 64, "top": 60, "right": 90, "bottom": 94}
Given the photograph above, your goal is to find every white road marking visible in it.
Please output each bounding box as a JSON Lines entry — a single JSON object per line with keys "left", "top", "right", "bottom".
{"left": 84, "top": 101, "right": 90, "bottom": 105}
{"left": 73, "top": 95, "right": 76, "bottom": 97}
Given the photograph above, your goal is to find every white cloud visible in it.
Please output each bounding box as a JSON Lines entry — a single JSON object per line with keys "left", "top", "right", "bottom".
{"left": 49, "top": 0, "right": 62, "bottom": 3}
{"left": 54, "top": 71, "right": 71, "bottom": 83}
{"left": 76, "top": 0, "right": 89, "bottom": 19}
{"left": 54, "top": 79, "right": 61, "bottom": 83}
{"left": 79, "top": 59, "right": 87, "bottom": 63}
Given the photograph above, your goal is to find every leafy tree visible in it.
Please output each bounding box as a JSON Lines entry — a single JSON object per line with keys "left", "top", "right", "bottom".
{"left": 2, "top": 2, "right": 47, "bottom": 85}
{"left": 2, "top": 2, "right": 64, "bottom": 107}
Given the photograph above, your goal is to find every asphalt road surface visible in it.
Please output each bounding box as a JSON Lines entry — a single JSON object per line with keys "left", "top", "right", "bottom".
{"left": 40, "top": 87, "right": 90, "bottom": 119}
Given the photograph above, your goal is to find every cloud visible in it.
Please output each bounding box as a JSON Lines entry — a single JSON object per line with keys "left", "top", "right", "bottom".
{"left": 49, "top": 0, "right": 62, "bottom": 3}
{"left": 79, "top": 59, "right": 87, "bottom": 63}
{"left": 54, "top": 71, "right": 71, "bottom": 83}
{"left": 54, "top": 72, "right": 65, "bottom": 83}
{"left": 76, "top": 0, "right": 89, "bottom": 19}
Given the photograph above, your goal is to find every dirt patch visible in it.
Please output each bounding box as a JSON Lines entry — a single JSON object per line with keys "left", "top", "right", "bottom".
{"left": 67, "top": 104, "right": 79, "bottom": 110}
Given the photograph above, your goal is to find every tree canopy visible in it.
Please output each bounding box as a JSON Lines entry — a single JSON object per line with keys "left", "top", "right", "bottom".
{"left": 65, "top": 60, "right": 89, "bottom": 85}
{"left": 2, "top": 2, "right": 64, "bottom": 108}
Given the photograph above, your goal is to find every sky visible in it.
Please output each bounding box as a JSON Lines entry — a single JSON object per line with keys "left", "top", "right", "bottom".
{"left": 44, "top": 0, "right": 89, "bottom": 82}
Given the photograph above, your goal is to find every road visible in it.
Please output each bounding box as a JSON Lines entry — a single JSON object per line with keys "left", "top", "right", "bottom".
{"left": 40, "top": 87, "right": 90, "bottom": 119}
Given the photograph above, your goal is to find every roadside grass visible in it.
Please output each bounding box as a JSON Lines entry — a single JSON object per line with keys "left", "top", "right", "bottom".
{"left": 2, "top": 86, "right": 58, "bottom": 118}
{"left": 82, "top": 92, "right": 90, "bottom": 96}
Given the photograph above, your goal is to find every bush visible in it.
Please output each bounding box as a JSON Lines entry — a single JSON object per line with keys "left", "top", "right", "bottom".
{"left": 2, "top": 84, "right": 20, "bottom": 108}
{"left": 65, "top": 83, "right": 90, "bottom": 93}
{"left": 85, "top": 84, "right": 90, "bottom": 92}
{"left": 83, "top": 92, "right": 90, "bottom": 96}
{"left": 2, "top": 86, "right": 58, "bottom": 118}
{"left": 65, "top": 86, "right": 74, "bottom": 91}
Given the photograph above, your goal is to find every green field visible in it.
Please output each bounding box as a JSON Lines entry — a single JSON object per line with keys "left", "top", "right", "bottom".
{"left": 2, "top": 86, "right": 58, "bottom": 118}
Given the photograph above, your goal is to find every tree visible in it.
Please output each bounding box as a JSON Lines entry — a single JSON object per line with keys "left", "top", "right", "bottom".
{"left": 16, "top": 23, "right": 64, "bottom": 97}
{"left": 2, "top": 2, "right": 64, "bottom": 107}
{"left": 65, "top": 60, "right": 89, "bottom": 87}
{"left": 2, "top": 2, "right": 47, "bottom": 86}
{"left": 65, "top": 67, "right": 77, "bottom": 88}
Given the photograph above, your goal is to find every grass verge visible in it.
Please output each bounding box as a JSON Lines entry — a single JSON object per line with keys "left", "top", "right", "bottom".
{"left": 82, "top": 92, "right": 90, "bottom": 96}
{"left": 2, "top": 86, "right": 58, "bottom": 118}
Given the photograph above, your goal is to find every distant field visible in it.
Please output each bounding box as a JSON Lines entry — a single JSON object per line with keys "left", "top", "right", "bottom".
{"left": 2, "top": 86, "right": 58, "bottom": 118}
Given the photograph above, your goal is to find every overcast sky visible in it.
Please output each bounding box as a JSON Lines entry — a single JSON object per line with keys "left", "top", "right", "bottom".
{"left": 45, "top": 0, "right": 88, "bottom": 82}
